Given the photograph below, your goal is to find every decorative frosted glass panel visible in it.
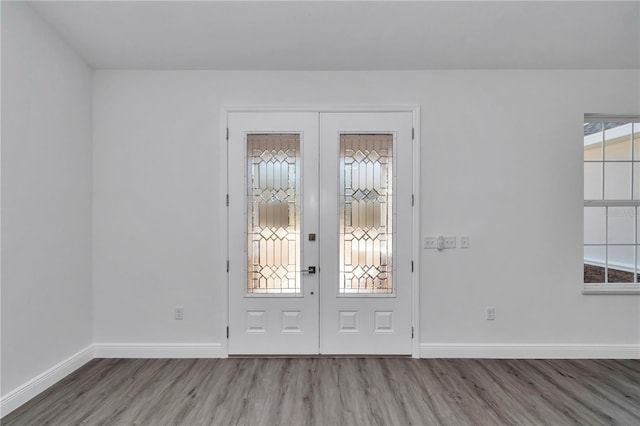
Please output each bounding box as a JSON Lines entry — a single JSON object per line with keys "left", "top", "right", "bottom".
{"left": 339, "top": 134, "right": 393, "bottom": 294}
{"left": 247, "top": 134, "right": 300, "bottom": 294}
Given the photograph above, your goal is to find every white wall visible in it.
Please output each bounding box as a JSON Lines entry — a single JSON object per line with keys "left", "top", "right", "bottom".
{"left": 93, "top": 70, "right": 640, "bottom": 348}
{"left": 1, "top": 2, "right": 93, "bottom": 395}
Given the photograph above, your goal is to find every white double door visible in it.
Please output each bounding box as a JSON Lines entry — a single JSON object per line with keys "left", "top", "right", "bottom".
{"left": 228, "top": 111, "right": 413, "bottom": 355}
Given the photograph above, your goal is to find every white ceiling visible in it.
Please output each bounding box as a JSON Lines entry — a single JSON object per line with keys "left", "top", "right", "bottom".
{"left": 28, "top": 1, "right": 640, "bottom": 70}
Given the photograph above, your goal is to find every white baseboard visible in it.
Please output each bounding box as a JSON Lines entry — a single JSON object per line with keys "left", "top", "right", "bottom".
{"left": 93, "top": 343, "right": 224, "bottom": 358}
{"left": 420, "top": 343, "right": 640, "bottom": 359}
{"left": 0, "top": 345, "right": 94, "bottom": 418}
{"left": 1, "top": 342, "right": 223, "bottom": 417}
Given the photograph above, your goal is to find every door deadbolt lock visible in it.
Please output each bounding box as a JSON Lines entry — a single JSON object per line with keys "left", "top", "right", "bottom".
{"left": 308, "top": 233, "right": 316, "bottom": 241}
{"left": 302, "top": 266, "right": 316, "bottom": 274}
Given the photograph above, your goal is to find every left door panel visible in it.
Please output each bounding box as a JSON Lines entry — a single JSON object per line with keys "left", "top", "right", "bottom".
{"left": 228, "top": 112, "right": 319, "bottom": 354}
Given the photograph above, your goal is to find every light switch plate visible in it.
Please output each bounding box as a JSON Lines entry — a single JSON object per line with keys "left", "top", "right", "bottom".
{"left": 443, "top": 236, "right": 456, "bottom": 249}
{"left": 460, "top": 236, "right": 469, "bottom": 248}
{"left": 424, "top": 236, "right": 438, "bottom": 249}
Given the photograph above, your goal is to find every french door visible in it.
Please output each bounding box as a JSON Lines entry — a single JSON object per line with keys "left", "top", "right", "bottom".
{"left": 228, "top": 111, "right": 413, "bottom": 355}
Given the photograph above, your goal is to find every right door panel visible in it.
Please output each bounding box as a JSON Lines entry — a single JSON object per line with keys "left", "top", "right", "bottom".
{"left": 320, "top": 112, "right": 413, "bottom": 355}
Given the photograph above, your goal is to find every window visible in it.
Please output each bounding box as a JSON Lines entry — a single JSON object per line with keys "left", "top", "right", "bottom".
{"left": 339, "top": 134, "right": 394, "bottom": 294}
{"left": 583, "top": 117, "right": 640, "bottom": 294}
{"left": 247, "top": 134, "right": 301, "bottom": 294}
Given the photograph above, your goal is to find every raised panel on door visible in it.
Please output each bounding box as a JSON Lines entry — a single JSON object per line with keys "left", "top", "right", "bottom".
{"left": 228, "top": 112, "right": 319, "bottom": 355}
{"left": 319, "top": 112, "right": 413, "bottom": 355}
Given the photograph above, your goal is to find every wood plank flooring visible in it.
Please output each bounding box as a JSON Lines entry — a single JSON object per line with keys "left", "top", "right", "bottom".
{"left": 2, "top": 358, "right": 639, "bottom": 425}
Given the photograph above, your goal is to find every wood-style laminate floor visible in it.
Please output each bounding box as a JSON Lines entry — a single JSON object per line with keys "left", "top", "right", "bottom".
{"left": 2, "top": 358, "right": 639, "bottom": 426}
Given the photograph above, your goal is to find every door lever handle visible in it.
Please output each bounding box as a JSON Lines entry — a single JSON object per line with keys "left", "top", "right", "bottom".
{"left": 302, "top": 266, "right": 316, "bottom": 274}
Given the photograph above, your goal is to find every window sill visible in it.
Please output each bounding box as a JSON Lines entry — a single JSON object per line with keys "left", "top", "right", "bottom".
{"left": 582, "top": 283, "right": 640, "bottom": 295}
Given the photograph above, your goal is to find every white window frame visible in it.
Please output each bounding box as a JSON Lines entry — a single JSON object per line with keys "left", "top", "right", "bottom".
{"left": 583, "top": 115, "right": 640, "bottom": 295}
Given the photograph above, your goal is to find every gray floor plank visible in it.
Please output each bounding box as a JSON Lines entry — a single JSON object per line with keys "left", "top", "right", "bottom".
{"left": 2, "top": 358, "right": 639, "bottom": 426}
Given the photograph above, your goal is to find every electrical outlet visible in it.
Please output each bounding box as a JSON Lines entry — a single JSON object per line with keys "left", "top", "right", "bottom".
{"left": 486, "top": 307, "right": 495, "bottom": 321}
{"left": 175, "top": 306, "right": 184, "bottom": 320}
{"left": 460, "top": 236, "right": 469, "bottom": 248}
{"left": 443, "top": 236, "right": 456, "bottom": 249}
{"left": 424, "top": 236, "right": 438, "bottom": 249}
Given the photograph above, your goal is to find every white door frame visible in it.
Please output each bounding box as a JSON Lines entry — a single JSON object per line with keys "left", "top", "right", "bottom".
{"left": 219, "top": 105, "right": 421, "bottom": 358}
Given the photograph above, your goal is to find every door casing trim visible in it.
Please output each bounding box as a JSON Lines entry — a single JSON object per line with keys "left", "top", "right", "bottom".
{"left": 220, "top": 105, "right": 421, "bottom": 358}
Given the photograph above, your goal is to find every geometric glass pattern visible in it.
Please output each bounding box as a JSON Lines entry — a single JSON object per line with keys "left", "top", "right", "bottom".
{"left": 339, "top": 134, "right": 394, "bottom": 294}
{"left": 247, "top": 134, "right": 301, "bottom": 294}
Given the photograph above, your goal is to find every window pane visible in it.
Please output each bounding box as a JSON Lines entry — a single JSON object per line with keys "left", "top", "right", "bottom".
{"left": 634, "top": 123, "right": 640, "bottom": 161}
{"left": 340, "top": 134, "right": 393, "bottom": 294}
{"left": 637, "top": 246, "right": 639, "bottom": 284}
{"left": 603, "top": 122, "right": 632, "bottom": 161}
{"left": 634, "top": 162, "right": 640, "bottom": 200}
{"left": 584, "top": 207, "right": 606, "bottom": 245}
{"left": 608, "top": 207, "right": 635, "bottom": 244}
{"left": 584, "top": 122, "right": 603, "bottom": 135}
{"left": 584, "top": 146, "right": 602, "bottom": 161}
{"left": 604, "top": 162, "right": 632, "bottom": 200}
{"left": 247, "top": 134, "right": 300, "bottom": 294}
{"left": 607, "top": 246, "right": 635, "bottom": 283}
{"left": 584, "top": 246, "right": 605, "bottom": 283}
{"left": 584, "top": 162, "right": 602, "bottom": 200}
{"left": 637, "top": 206, "right": 640, "bottom": 244}
{"left": 584, "top": 122, "right": 603, "bottom": 161}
